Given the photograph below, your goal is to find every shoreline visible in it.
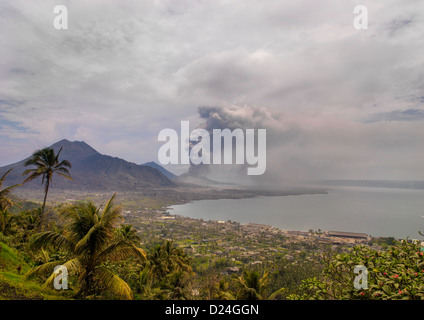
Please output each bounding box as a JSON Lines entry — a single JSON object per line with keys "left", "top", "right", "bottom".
{"left": 13, "top": 185, "right": 422, "bottom": 240}
{"left": 165, "top": 188, "right": 422, "bottom": 241}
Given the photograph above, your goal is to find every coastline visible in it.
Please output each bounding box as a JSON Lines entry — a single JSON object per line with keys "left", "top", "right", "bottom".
{"left": 166, "top": 186, "right": 424, "bottom": 240}
{"left": 13, "top": 184, "right": 423, "bottom": 240}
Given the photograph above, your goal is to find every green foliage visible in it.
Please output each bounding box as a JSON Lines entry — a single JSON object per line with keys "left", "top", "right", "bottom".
{"left": 268, "top": 258, "right": 323, "bottom": 298}
{"left": 368, "top": 237, "right": 397, "bottom": 248}
{"left": 195, "top": 272, "right": 236, "bottom": 300}
{"left": 0, "top": 271, "right": 68, "bottom": 300}
{"left": 0, "top": 210, "right": 15, "bottom": 235}
{"left": 0, "top": 169, "right": 21, "bottom": 212}
{"left": 233, "top": 270, "right": 285, "bottom": 300}
{"left": 0, "top": 241, "right": 29, "bottom": 273}
{"left": 24, "top": 194, "right": 146, "bottom": 300}
{"left": 290, "top": 241, "right": 424, "bottom": 300}
{"left": 137, "top": 241, "right": 194, "bottom": 300}
{"left": 0, "top": 169, "right": 22, "bottom": 237}
{"left": 3, "top": 163, "right": 424, "bottom": 302}
{"left": 0, "top": 242, "right": 66, "bottom": 300}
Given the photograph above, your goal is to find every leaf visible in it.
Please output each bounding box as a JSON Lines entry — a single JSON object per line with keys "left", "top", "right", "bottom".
{"left": 42, "top": 258, "right": 82, "bottom": 288}
{"left": 268, "top": 287, "right": 286, "bottom": 300}
{"left": 95, "top": 267, "right": 133, "bottom": 300}
{"left": 24, "top": 260, "right": 66, "bottom": 280}
{"left": 382, "top": 285, "right": 392, "bottom": 294}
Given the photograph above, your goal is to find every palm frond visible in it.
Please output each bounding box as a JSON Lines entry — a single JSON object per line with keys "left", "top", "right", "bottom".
{"left": 24, "top": 157, "right": 39, "bottom": 167}
{"left": 99, "top": 194, "right": 123, "bottom": 227}
{"left": 55, "top": 171, "right": 73, "bottom": 181}
{"left": 268, "top": 287, "right": 285, "bottom": 300}
{"left": 41, "top": 248, "right": 50, "bottom": 263}
{"left": 24, "top": 260, "right": 66, "bottom": 280}
{"left": 0, "top": 179, "right": 22, "bottom": 209}
{"left": 42, "top": 258, "right": 83, "bottom": 288}
{"left": 97, "top": 240, "right": 146, "bottom": 264}
{"left": 0, "top": 168, "right": 13, "bottom": 185}
{"left": 0, "top": 183, "right": 22, "bottom": 195}
{"left": 55, "top": 159, "right": 72, "bottom": 169}
{"left": 22, "top": 171, "right": 42, "bottom": 184}
{"left": 95, "top": 266, "right": 133, "bottom": 300}
{"left": 55, "top": 147, "right": 63, "bottom": 162}
{"left": 74, "top": 223, "right": 102, "bottom": 255}
{"left": 59, "top": 203, "right": 83, "bottom": 223}
{"left": 61, "top": 201, "right": 100, "bottom": 242}
{"left": 30, "top": 231, "right": 75, "bottom": 253}
{"left": 219, "top": 291, "right": 236, "bottom": 300}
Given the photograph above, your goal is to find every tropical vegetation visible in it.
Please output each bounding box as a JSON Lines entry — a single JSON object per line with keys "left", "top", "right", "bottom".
{"left": 1, "top": 146, "right": 424, "bottom": 300}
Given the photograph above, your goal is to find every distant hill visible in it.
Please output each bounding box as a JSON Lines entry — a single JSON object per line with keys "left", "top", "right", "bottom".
{"left": 142, "top": 161, "right": 177, "bottom": 180}
{"left": 0, "top": 139, "right": 175, "bottom": 191}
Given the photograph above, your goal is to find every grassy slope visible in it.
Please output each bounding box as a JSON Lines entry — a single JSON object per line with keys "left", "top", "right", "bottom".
{"left": 0, "top": 241, "right": 67, "bottom": 300}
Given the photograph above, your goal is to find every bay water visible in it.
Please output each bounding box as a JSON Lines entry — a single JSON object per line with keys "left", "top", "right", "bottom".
{"left": 169, "top": 186, "right": 424, "bottom": 239}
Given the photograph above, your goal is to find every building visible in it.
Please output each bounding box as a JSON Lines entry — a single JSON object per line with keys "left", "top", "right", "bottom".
{"left": 326, "top": 230, "right": 369, "bottom": 240}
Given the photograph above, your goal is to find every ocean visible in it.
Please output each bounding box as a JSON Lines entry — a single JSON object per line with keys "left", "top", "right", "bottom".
{"left": 168, "top": 186, "right": 424, "bottom": 239}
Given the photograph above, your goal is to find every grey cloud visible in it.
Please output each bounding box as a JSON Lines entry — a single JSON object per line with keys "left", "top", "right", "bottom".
{"left": 0, "top": 99, "right": 22, "bottom": 107}
{"left": 198, "top": 105, "right": 273, "bottom": 130}
{"left": 386, "top": 18, "right": 414, "bottom": 37}
{"left": 0, "top": 0, "right": 423, "bottom": 181}
{"left": 365, "top": 109, "right": 424, "bottom": 123}
{"left": 190, "top": 104, "right": 424, "bottom": 184}
{"left": 196, "top": 105, "right": 296, "bottom": 147}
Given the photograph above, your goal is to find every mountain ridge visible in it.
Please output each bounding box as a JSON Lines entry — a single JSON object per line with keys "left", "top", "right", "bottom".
{"left": 0, "top": 139, "right": 175, "bottom": 191}
{"left": 142, "top": 161, "right": 177, "bottom": 180}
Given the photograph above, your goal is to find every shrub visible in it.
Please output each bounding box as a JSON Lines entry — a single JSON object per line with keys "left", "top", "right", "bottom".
{"left": 289, "top": 241, "right": 424, "bottom": 300}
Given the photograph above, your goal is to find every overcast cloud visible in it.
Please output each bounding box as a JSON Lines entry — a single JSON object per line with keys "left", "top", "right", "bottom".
{"left": 0, "top": 0, "right": 423, "bottom": 182}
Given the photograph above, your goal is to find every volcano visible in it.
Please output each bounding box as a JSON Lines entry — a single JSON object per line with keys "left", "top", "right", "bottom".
{"left": 0, "top": 139, "right": 175, "bottom": 191}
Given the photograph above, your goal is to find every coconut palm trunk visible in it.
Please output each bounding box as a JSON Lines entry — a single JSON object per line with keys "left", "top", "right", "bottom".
{"left": 40, "top": 177, "right": 50, "bottom": 225}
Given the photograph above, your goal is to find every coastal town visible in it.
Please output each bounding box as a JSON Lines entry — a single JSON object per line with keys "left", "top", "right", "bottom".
{"left": 122, "top": 207, "right": 384, "bottom": 274}
{"left": 12, "top": 187, "right": 391, "bottom": 267}
{"left": 10, "top": 187, "right": 398, "bottom": 284}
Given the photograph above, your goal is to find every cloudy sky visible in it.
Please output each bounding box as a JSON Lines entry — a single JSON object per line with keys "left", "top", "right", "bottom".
{"left": 0, "top": 0, "right": 423, "bottom": 182}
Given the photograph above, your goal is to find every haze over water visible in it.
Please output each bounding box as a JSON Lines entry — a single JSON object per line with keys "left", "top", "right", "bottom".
{"left": 169, "top": 186, "right": 424, "bottom": 239}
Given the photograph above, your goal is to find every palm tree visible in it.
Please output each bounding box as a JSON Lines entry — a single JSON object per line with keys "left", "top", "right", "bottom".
{"left": 163, "top": 270, "right": 193, "bottom": 300}
{"left": 25, "top": 194, "right": 146, "bottom": 299}
{"left": 23, "top": 147, "right": 72, "bottom": 226}
{"left": 139, "top": 241, "right": 192, "bottom": 299}
{"left": 0, "top": 168, "right": 21, "bottom": 211}
{"left": 0, "top": 169, "right": 21, "bottom": 235}
{"left": 216, "top": 278, "right": 236, "bottom": 300}
{"left": 0, "top": 209, "right": 14, "bottom": 234}
{"left": 203, "top": 274, "right": 236, "bottom": 300}
{"left": 234, "top": 270, "right": 285, "bottom": 300}
{"left": 116, "top": 224, "right": 141, "bottom": 245}
{"left": 145, "top": 241, "right": 192, "bottom": 280}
